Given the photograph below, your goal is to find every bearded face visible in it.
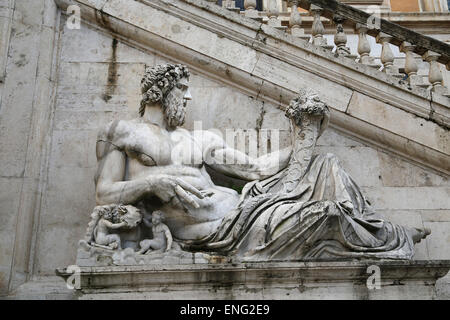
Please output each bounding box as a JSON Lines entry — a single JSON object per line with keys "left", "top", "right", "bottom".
{"left": 162, "top": 88, "right": 188, "bottom": 128}
{"left": 140, "top": 72, "right": 191, "bottom": 128}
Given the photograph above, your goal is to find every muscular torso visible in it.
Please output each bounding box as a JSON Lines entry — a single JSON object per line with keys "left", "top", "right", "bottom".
{"left": 100, "top": 119, "right": 239, "bottom": 240}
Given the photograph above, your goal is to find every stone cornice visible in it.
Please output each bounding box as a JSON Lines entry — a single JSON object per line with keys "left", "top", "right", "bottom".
{"left": 268, "top": 12, "right": 450, "bottom": 34}
{"left": 300, "top": 0, "right": 450, "bottom": 65}
{"left": 53, "top": 0, "right": 449, "bottom": 175}
{"left": 56, "top": 260, "right": 450, "bottom": 299}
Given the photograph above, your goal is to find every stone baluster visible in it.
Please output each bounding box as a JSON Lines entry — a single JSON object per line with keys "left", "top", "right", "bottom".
{"left": 400, "top": 41, "right": 428, "bottom": 88}
{"left": 222, "top": 0, "right": 235, "bottom": 7}
{"left": 310, "top": 5, "right": 333, "bottom": 49}
{"left": 333, "top": 15, "right": 356, "bottom": 59}
{"left": 244, "top": 0, "right": 260, "bottom": 19}
{"left": 222, "top": 0, "right": 241, "bottom": 13}
{"left": 376, "top": 32, "right": 403, "bottom": 78}
{"left": 422, "top": 51, "right": 447, "bottom": 95}
{"left": 289, "top": 1, "right": 309, "bottom": 41}
{"left": 267, "top": 0, "right": 282, "bottom": 27}
{"left": 356, "top": 23, "right": 380, "bottom": 68}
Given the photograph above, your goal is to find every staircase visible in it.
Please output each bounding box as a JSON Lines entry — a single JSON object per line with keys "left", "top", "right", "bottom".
{"left": 220, "top": 0, "right": 450, "bottom": 96}
{"left": 54, "top": 0, "right": 449, "bottom": 175}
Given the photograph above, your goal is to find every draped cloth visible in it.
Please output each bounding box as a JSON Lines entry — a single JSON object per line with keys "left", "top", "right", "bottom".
{"left": 185, "top": 153, "right": 416, "bottom": 261}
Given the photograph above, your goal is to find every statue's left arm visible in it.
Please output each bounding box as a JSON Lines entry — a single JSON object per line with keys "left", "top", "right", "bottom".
{"left": 102, "top": 220, "right": 127, "bottom": 229}
{"left": 163, "top": 224, "right": 173, "bottom": 252}
{"left": 200, "top": 130, "right": 292, "bottom": 181}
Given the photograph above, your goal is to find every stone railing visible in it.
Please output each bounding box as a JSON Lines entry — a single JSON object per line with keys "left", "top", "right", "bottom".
{"left": 213, "top": 0, "right": 450, "bottom": 97}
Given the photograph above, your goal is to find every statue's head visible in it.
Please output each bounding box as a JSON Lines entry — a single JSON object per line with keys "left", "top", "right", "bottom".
{"left": 97, "top": 204, "right": 141, "bottom": 227}
{"left": 99, "top": 205, "right": 120, "bottom": 223}
{"left": 152, "top": 210, "right": 164, "bottom": 224}
{"left": 140, "top": 63, "right": 191, "bottom": 128}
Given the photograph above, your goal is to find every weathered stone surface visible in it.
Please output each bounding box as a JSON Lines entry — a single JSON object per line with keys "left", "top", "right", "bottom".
{"left": 251, "top": 53, "right": 353, "bottom": 112}
{"left": 53, "top": 0, "right": 449, "bottom": 177}
{"left": 0, "top": 0, "right": 449, "bottom": 300}
{"left": 423, "top": 222, "right": 450, "bottom": 259}
{"left": 0, "top": 177, "right": 22, "bottom": 294}
{"left": 3, "top": 276, "right": 74, "bottom": 300}
{"left": 347, "top": 91, "right": 448, "bottom": 155}
{"left": 314, "top": 146, "right": 382, "bottom": 187}
{"left": 35, "top": 166, "right": 96, "bottom": 274}
{"left": 75, "top": 66, "right": 428, "bottom": 268}
{"left": 378, "top": 151, "right": 449, "bottom": 187}
{"left": 0, "top": 0, "right": 59, "bottom": 295}
{"left": 27, "top": 15, "right": 450, "bottom": 277}
{"left": 361, "top": 187, "right": 450, "bottom": 210}
{"left": 420, "top": 210, "right": 450, "bottom": 223}
{"left": 316, "top": 128, "right": 365, "bottom": 147}
{"left": 377, "top": 210, "right": 428, "bottom": 260}
{"left": 55, "top": 261, "right": 450, "bottom": 300}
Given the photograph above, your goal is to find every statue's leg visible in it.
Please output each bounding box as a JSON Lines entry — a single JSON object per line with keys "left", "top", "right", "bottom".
{"left": 408, "top": 227, "right": 431, "bottom": 244}
{"left": 107, "top": 234, "right": 121, "bottom": 249}
{"left": 138, "top": 240, "right": 150, "bottom": 254}
{"left": 139, "top": 240, "right": 161, "bottom": 254}
{"left": 149, "top": 239, "right": 164, "bottom": 251}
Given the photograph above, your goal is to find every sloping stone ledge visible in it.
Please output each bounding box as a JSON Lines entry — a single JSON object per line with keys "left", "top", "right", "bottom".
{"left": 53, "top": 0, "right": 450, "bottom": 176}
{"left": 56, "top": 260, "right": 450, "bottom": 299}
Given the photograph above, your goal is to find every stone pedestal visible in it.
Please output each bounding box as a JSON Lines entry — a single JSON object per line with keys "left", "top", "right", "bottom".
{"left": 56, "top": 260, "right": 450, "bottom": 300}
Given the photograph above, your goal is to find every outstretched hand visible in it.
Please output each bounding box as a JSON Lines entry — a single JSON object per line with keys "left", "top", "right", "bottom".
{"left": 149, "top": 175, "right": 204, "bottom": 209}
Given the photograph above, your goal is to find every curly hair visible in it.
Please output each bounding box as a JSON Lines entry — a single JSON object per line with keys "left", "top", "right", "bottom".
{"left": 152, "top": 210, "right": 166, "bottom": 221}
{"left": 140, "top": 63, "right": 190, "bottom": 117}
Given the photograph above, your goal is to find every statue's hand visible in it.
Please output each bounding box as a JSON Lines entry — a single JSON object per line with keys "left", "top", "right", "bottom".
{"left": 148, "top": 175, "right": 204, "bottom": 209}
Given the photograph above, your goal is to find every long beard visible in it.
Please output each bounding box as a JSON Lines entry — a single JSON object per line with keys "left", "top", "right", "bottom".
{"left": 162, "top": 93, "right": 187, "bottom": 128}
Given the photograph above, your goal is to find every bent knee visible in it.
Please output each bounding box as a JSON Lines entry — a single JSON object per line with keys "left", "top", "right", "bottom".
{"left": 108, "top": 234, "right": 120, "bottom": 241}
{"left": 315, "top": 152, "right": 339, "bottom": 164}
{"left": 324, "top": 152, "right": 337, "bottom": 160}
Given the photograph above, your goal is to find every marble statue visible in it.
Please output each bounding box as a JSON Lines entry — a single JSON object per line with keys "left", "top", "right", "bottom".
{"left": 81, "top": 204, "right": 142, "bottom": 251}
{"left": 138, "top": 211, "right": 173, "bottom": 254}
{"left": 80, "top": 63, "right": 430, "bottom": 263}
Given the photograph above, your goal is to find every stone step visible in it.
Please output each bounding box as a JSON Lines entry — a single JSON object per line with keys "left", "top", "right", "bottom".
{"left": 345, "top": 54, "right": 358, "bottom": 60}
{"left": 295, "top": 35, "right": 311, "bottom": 42}
{"left": 391, "top": 73, "right": 406, "bottom": 79}
{"left": 249, "top": 16, "right": 264, "bottom": 23}
{"left": 367, "top": 63, "right": 383, "bottom": 69}
{"left": 56, "top": 260, "right": 450, "bottom": 300}
{"left": 321, "top": 44, "right": 335, "bottom": 51}
{"left": 225, "top": 7, "right": 241, "bottom": 14}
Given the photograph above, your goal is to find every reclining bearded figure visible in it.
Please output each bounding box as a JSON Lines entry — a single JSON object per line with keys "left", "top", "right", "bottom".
{"left": 92, "top": 63, "right": 430, "bottom": 262}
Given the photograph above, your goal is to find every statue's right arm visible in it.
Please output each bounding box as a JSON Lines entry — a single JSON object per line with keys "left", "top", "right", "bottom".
{"left": 95, "top": 148, "right": 204, "bottom": 207}
{"left": 102, "top": 219, "right": 127, "bottom": 229}
{"left": 143, "top": 217, "right": 153, "bottom": 228}
{"left": 95, "top": 149, "right": 152, "bottom": 205}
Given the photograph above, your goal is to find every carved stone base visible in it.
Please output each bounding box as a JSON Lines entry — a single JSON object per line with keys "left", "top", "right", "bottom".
{"left": 76, "top": 240, "right": 223, "bottom": 266}
{"left": 56, "top": 260, "right": 450, "bottom": 300}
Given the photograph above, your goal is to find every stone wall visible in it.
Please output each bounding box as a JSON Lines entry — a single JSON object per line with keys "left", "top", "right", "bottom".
{"left": 391, "top": 0, "right": 421, "bottom": 12}
{"left": 0, "top": 0, "right": 59, "bottom": 295}
{"left": 36, "top": 17, "right": 450, "bottom": 274}
{"left": 0, "top": 0, "right": 449, "bottom": 298}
